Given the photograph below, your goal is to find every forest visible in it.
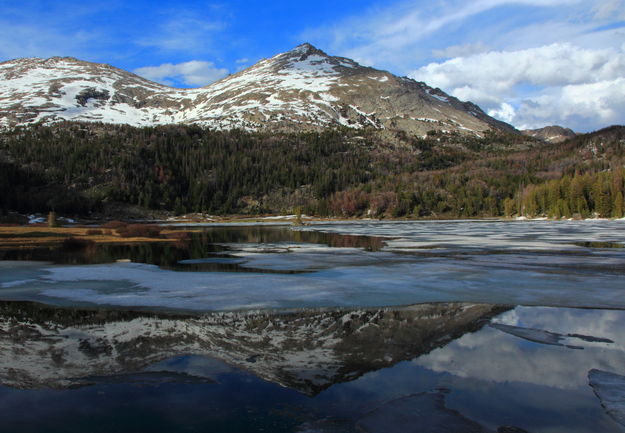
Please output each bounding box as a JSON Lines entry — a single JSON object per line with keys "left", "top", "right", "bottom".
{"left": 0, "top": 121, "right": 623, "bottom": 219}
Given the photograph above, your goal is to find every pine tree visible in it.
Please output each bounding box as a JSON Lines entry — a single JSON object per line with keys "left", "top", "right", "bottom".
{"left": 503, "top": 197, "right": 516, "bottom": 217}
{"left": 592, "top": 175, "right": 612, "bottom": 217}
{"left": 614, "top": 191, "right": 624, "bottom": 219}
{"left": 47, "top": 211, "right": 57, "bottom": 227}
{"left": 569, "top": 176, "right": 588, "bottom": 218}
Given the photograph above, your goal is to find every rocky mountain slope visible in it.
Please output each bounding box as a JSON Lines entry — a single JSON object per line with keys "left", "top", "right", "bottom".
{"left": 522, "top": 125, "right": 576, "bottom": 143}
{"left": 0, "top": 44, "right": 516, "bottom": 136}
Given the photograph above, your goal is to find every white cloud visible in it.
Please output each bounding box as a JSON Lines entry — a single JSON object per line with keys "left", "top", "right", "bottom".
{"left": 411, "top": 43, "right": 625, "bottom": 95}
{"left": 409, "top": 43, "right": 625, "bottom": 131}
{"left": 303, "top": 0, "right": 584, "bottom": 69}
{"left": 432, "top": 42, "right": 490, "bottom": 59}
{"left": 514, "top": 78, "right": 625, "bottom": 130}
{"left": 488, "top": 103, "right": 516, "bottom": 124}
{"left": 134, "top": 60, "right": 228, "bottom": 87}
{"left": 301, "top": 0, "right": 623, "bottom": 131}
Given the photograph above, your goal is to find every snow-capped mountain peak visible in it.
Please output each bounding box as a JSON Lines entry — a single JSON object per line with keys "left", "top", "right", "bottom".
{"left": 0, "top": 44, "right": 515, "bottom": 135}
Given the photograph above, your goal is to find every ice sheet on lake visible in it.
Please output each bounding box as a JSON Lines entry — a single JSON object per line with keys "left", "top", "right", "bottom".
{"left": 295, "top": 220, "right": 625, "bottom": 253}
{"left": 489, "top": 323, "right": 613, "bottom": 349}
{"left": 0, "top": 261, "right": 51, "bottom": 288}
{"left": 220, "top": 242, "right": 405, "bottom": 271}
{"left": 588, "top": 369, "right": 625, "bottom": 427}
{"left": 2, "top": 256, "right": 625, "bottom": 310}
{"left": 2, "top": 221, "right": 625, "bottom": 311}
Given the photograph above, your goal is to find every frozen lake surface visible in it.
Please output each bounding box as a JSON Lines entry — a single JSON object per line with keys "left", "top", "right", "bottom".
{"left": 1, "top": 220, "right": 624, "bottom": 311}
{"left": 1, "top": 220, "right": 624, "bottom": 432}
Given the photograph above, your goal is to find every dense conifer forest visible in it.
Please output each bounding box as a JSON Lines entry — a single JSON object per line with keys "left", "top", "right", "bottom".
{"left": 0, "top": 122, "right": 623, "bottom": 219}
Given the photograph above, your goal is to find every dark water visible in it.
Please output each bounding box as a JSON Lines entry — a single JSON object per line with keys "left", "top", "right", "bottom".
{"left": 0, "top": 226, "right": 384, "bottom": 272}
{"left": 0, "top": 301, "right": 623, "bottom": 433}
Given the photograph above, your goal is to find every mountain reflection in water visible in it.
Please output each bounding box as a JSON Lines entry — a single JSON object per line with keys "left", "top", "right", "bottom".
{"left": 1, "top": 302, "right": 625, "bottom": 433}
{"left": 0, "top": 301, "right": 502, "bottom": 394}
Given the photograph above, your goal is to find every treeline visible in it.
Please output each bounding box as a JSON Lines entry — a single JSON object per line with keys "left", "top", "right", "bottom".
{"left": 0, "top": 160, "right": 96, "bottom": 214}
{"left": 0, "top": 121, "right": 623, "bottom": 218}
{"left": 0, "top": 123, "right": 374, "bottom": 215}
{"left": 506, "top": 169, "right": 624, "bottom": 218}
{"left": 324, "top": 126, "right": 625, "bottom": 218}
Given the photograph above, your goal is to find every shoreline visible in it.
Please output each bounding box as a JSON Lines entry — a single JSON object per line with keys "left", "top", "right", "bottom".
{"left": 0, "top": 216, "right": 623, "bottom": 250}
{"left": 0, "top": 225, "right": 201, "bottom": 250}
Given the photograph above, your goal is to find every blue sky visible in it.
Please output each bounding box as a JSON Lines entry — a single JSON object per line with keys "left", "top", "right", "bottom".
{"left": 1, "top": 0, "right": 624, "bottom": 131}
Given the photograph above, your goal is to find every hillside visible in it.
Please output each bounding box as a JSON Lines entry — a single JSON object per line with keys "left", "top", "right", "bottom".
{"left": 0, "top": 44, "right": 515, "bottom": 136}
{"left": 1, "top": 122, "right": 623, "bottom": 219}
{"left": 522, "top": 125, "right": 577, "bottom": 143}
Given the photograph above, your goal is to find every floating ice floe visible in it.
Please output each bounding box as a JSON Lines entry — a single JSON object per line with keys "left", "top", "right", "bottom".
{"left": 294, "top": 220, "right": 625, "bottom": 253}
{"left": 490, "top": 323, "right": 613, "bottom": 349}
{"left": 588, "top": 369, "right": 625, "bottom": 427}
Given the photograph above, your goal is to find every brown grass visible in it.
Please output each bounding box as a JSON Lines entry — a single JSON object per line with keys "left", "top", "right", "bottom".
{"left": 116, "top": 224, "right": 162, "bottom": 238}
{"left": 101, "top": 220, "right": 127, "bottom": 229}
{"left": 0, "top": 225, "right": 197, "bottom": 249}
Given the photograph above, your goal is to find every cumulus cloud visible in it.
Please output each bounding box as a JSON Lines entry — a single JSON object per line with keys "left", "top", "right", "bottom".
{"left": 514, "top": 78, "right": 625, "bottom": 131}
{"left": 303, "top": 0, "right": 584, "bottom": 69}
{"left": 301, "top": 0, "right": 623, "bottom": 131}
{"left": 409, "top": 43, "right": 625, "bottom": 131}
{"left": 432, "top": 42, "right": 490, "bottom": 59}
{"left": 134, "top": 61, "right": 229, "bottom": 87}
{"left": 411, "top": 43, "right": 625, "bottom": 95}
{"left": 487, "top": 103, "right": 516, "bottom": 124}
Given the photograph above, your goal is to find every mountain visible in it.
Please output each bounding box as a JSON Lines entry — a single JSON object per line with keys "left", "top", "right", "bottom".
{"left": 0, "top": 43, "right": 516, "bottom": 136}
{"left": 522, "top": 125, "right": 576, "bottom": 143}
{"left": 0, "top": 301, "right": 505, "bottom": 394}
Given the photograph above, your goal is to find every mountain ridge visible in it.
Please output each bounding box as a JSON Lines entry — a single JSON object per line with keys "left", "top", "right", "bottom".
{"left": 522, "top": 125, "right": 577, "bottom": 143}
{"left": 0, "top": 43, "right": 516, "bottom": 135}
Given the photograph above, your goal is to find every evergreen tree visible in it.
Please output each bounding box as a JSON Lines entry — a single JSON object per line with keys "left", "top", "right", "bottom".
{"left": 614, "top": 191, "right": 624, "bottom": 218}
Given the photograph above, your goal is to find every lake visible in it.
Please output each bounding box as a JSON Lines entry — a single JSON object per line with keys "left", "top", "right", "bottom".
{"left": 1, "top": 220, "right": 624, "bottom": 432}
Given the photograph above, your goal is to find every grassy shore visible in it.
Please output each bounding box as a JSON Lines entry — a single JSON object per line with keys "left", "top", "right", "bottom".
{"left": 0, "top": 225, "right": 198, "bottom": 250}
{"left": 2, "top": 214, "right": 620, "bottom": 250}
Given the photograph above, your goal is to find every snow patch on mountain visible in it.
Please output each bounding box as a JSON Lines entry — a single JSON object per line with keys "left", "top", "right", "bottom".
{"left": 0, "top": 44, "right": 516, "bottom": 135}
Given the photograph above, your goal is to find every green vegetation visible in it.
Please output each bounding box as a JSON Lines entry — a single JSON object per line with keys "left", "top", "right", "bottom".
{"left": 0, "top": 122, "right": 623, "bottom": 219}
{"left": 505, "top": 169, "right": 625, "bottom": 218}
